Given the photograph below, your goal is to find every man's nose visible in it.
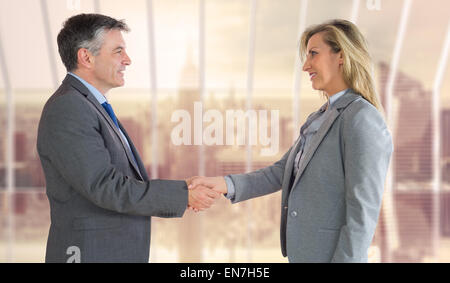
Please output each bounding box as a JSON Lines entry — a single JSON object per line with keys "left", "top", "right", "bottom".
{"left": 123, "top": 51, "right": 131, "bottom": 65}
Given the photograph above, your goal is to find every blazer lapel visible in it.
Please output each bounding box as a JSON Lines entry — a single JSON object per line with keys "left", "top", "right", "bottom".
{"left": 290, "top": 90, "right": 361, "bottom": 190}
{"left": 280, "top": 135, "right": 302, "bottom": 204}
{"left": 65, "top": 75, "right": 144, "bottom": 180}
{"left": 290, "top": 108, "right": 340, "bottom": 189}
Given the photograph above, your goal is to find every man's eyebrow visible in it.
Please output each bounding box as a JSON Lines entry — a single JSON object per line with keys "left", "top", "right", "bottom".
{"left": 113, "top": 46, "right": 125, "bottom": 51}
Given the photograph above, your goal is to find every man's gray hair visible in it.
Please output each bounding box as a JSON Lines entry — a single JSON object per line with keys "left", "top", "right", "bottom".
{"left": 78, "top": 28, "right": 107, "bottom": 57}
{"left": 57, "top": 13, "right": 129, "bottom": 72}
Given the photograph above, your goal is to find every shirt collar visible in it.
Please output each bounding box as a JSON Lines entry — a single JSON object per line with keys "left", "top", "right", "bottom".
{"left": 68, "top": 72, "right": 107, "bottom": 105}
{"left": 329, "top": 88, "right": 349, "bottom": 106}
{"left": 319, "top": 88, "right": 349, "bottom": 113}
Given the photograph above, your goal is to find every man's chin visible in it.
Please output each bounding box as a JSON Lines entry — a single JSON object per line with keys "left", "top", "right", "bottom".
{"left": 114, "top": 80, "right": 125, "bottom": 87}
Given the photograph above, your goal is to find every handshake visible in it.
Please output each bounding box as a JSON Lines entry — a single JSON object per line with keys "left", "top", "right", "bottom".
{"left": 185, "top": 176, "right": 228, "bottom": 212}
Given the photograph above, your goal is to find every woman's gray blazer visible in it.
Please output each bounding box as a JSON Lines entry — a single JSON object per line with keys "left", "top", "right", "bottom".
{"left": 228, "top": 90, "right": 393, "bottom": 263}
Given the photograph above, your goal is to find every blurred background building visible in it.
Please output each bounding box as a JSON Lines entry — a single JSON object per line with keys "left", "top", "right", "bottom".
{"left": 0, "top": 0, "right": 450, "bottom": 262}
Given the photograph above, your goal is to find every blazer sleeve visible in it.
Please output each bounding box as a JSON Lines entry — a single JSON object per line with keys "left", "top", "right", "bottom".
{"left": 331, "top": 103, "right": 393, "bottom": 262}
{"left": 228, "top": 141, "right": 296, "bottom": 203}
{"left": 38, "top": 93, "right": 188, "bottom": 218}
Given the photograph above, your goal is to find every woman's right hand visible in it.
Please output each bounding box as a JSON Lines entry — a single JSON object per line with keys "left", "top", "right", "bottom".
{"left": 188, "top": 176, "right": 228, "bottom": 195}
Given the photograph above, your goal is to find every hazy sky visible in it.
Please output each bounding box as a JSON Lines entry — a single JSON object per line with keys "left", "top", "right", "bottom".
{"left": 0, "top": 0, "right": 449, "bottom": 105}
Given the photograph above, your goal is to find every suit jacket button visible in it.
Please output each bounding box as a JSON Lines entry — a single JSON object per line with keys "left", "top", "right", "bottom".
{"left": 290, "top": 211, "right": 298, "bottom": 218}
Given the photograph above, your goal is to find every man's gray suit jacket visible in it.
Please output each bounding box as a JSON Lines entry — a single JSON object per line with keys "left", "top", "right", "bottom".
{"left": 228, "top": 90, "right": 393, "bottom": 263}
{"left": 37, "top": 74, "right": 188, "bottom": 263}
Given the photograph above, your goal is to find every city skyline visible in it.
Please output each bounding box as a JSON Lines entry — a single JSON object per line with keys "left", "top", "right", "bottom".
{"left": 1, "top": 56, "right": 449, "bottom": 187}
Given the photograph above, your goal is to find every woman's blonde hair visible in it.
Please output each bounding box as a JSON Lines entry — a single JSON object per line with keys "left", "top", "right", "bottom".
{"left": 299, "top": 19, "right": 383, "bottom": 112}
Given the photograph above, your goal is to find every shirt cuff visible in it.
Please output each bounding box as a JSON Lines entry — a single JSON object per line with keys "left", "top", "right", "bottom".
{"left": 224, "top": 175, "right": 236, "bottom": 200}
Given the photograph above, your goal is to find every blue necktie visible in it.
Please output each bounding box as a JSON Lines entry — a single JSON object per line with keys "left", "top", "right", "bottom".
{"left": 101, "top": 102, "right": 120, "bottom": 129}
{"left": 101, "top": 101, "right": 141, "bottom": 174}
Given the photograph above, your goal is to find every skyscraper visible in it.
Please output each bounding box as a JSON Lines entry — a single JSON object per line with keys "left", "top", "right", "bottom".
{"left": 378, "top": 62, "right": 436, "bottom": 262}
{"left": 379, "top": 62, "right": 433, "bottom": 184}
{"left": 172, "top": 46, "right": 203, "bottom": 262}
{"left": 442, "top": 109, "right": 450, "bottom": 184}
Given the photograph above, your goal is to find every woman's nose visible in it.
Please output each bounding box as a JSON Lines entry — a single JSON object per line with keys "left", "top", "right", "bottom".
{"left": 302, "top": 59, "right": 310, "bottom": 72}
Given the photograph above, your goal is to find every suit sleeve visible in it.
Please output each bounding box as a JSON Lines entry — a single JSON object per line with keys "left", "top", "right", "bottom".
{"left": 228, "top": 140, "right": 297, "bottom": 203}
{"left": 38, "top": 94, "right": 188, "bottom": 217}
{"left": 331, "top": 104, "right": 393, "bottom": 262}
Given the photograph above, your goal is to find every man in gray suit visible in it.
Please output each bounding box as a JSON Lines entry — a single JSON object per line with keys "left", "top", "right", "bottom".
{"left": 37, "top": 13, "right": 218, "bottom": 263}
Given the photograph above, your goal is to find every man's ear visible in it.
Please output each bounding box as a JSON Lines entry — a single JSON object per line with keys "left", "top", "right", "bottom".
{"left": 77, "top": 48, "right": 94, "bottom": 69}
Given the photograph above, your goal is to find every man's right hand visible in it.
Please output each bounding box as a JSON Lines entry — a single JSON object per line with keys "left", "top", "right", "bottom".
{"left": 186, "top": 176, "right": 221, "bottom": 212}
{"left": 188, "top": 176, "right": 228, "bottom": 195}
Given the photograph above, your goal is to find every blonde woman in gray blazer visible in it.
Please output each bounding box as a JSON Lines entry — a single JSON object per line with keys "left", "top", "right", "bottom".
{"left": 190, "top": 19, "right": 393, "bottom": 263}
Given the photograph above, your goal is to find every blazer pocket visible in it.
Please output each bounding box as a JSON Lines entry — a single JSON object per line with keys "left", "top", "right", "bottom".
{"left": 318, "top": 227, "right": 341, "bottom": 234}
{"left": 72, "top": 216, "right": 123, "bottom": 231}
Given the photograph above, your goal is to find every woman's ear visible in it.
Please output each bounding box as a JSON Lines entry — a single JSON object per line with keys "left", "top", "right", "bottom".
{"left": 338, "top": 51, "right": 344, "bottom": 66}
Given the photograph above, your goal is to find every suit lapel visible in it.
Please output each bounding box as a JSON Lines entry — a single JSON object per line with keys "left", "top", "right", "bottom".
{"left": 118, "top": 121, "right": 148, "bottom": 181}
{"left": 87, "top": 95, "right": 144, "bottom": 181}
{"left": 64, "top": 75, "right": 144, "bottom": 180}
{"left": 290, "top": 90, "right": 362, "bottom": 190}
